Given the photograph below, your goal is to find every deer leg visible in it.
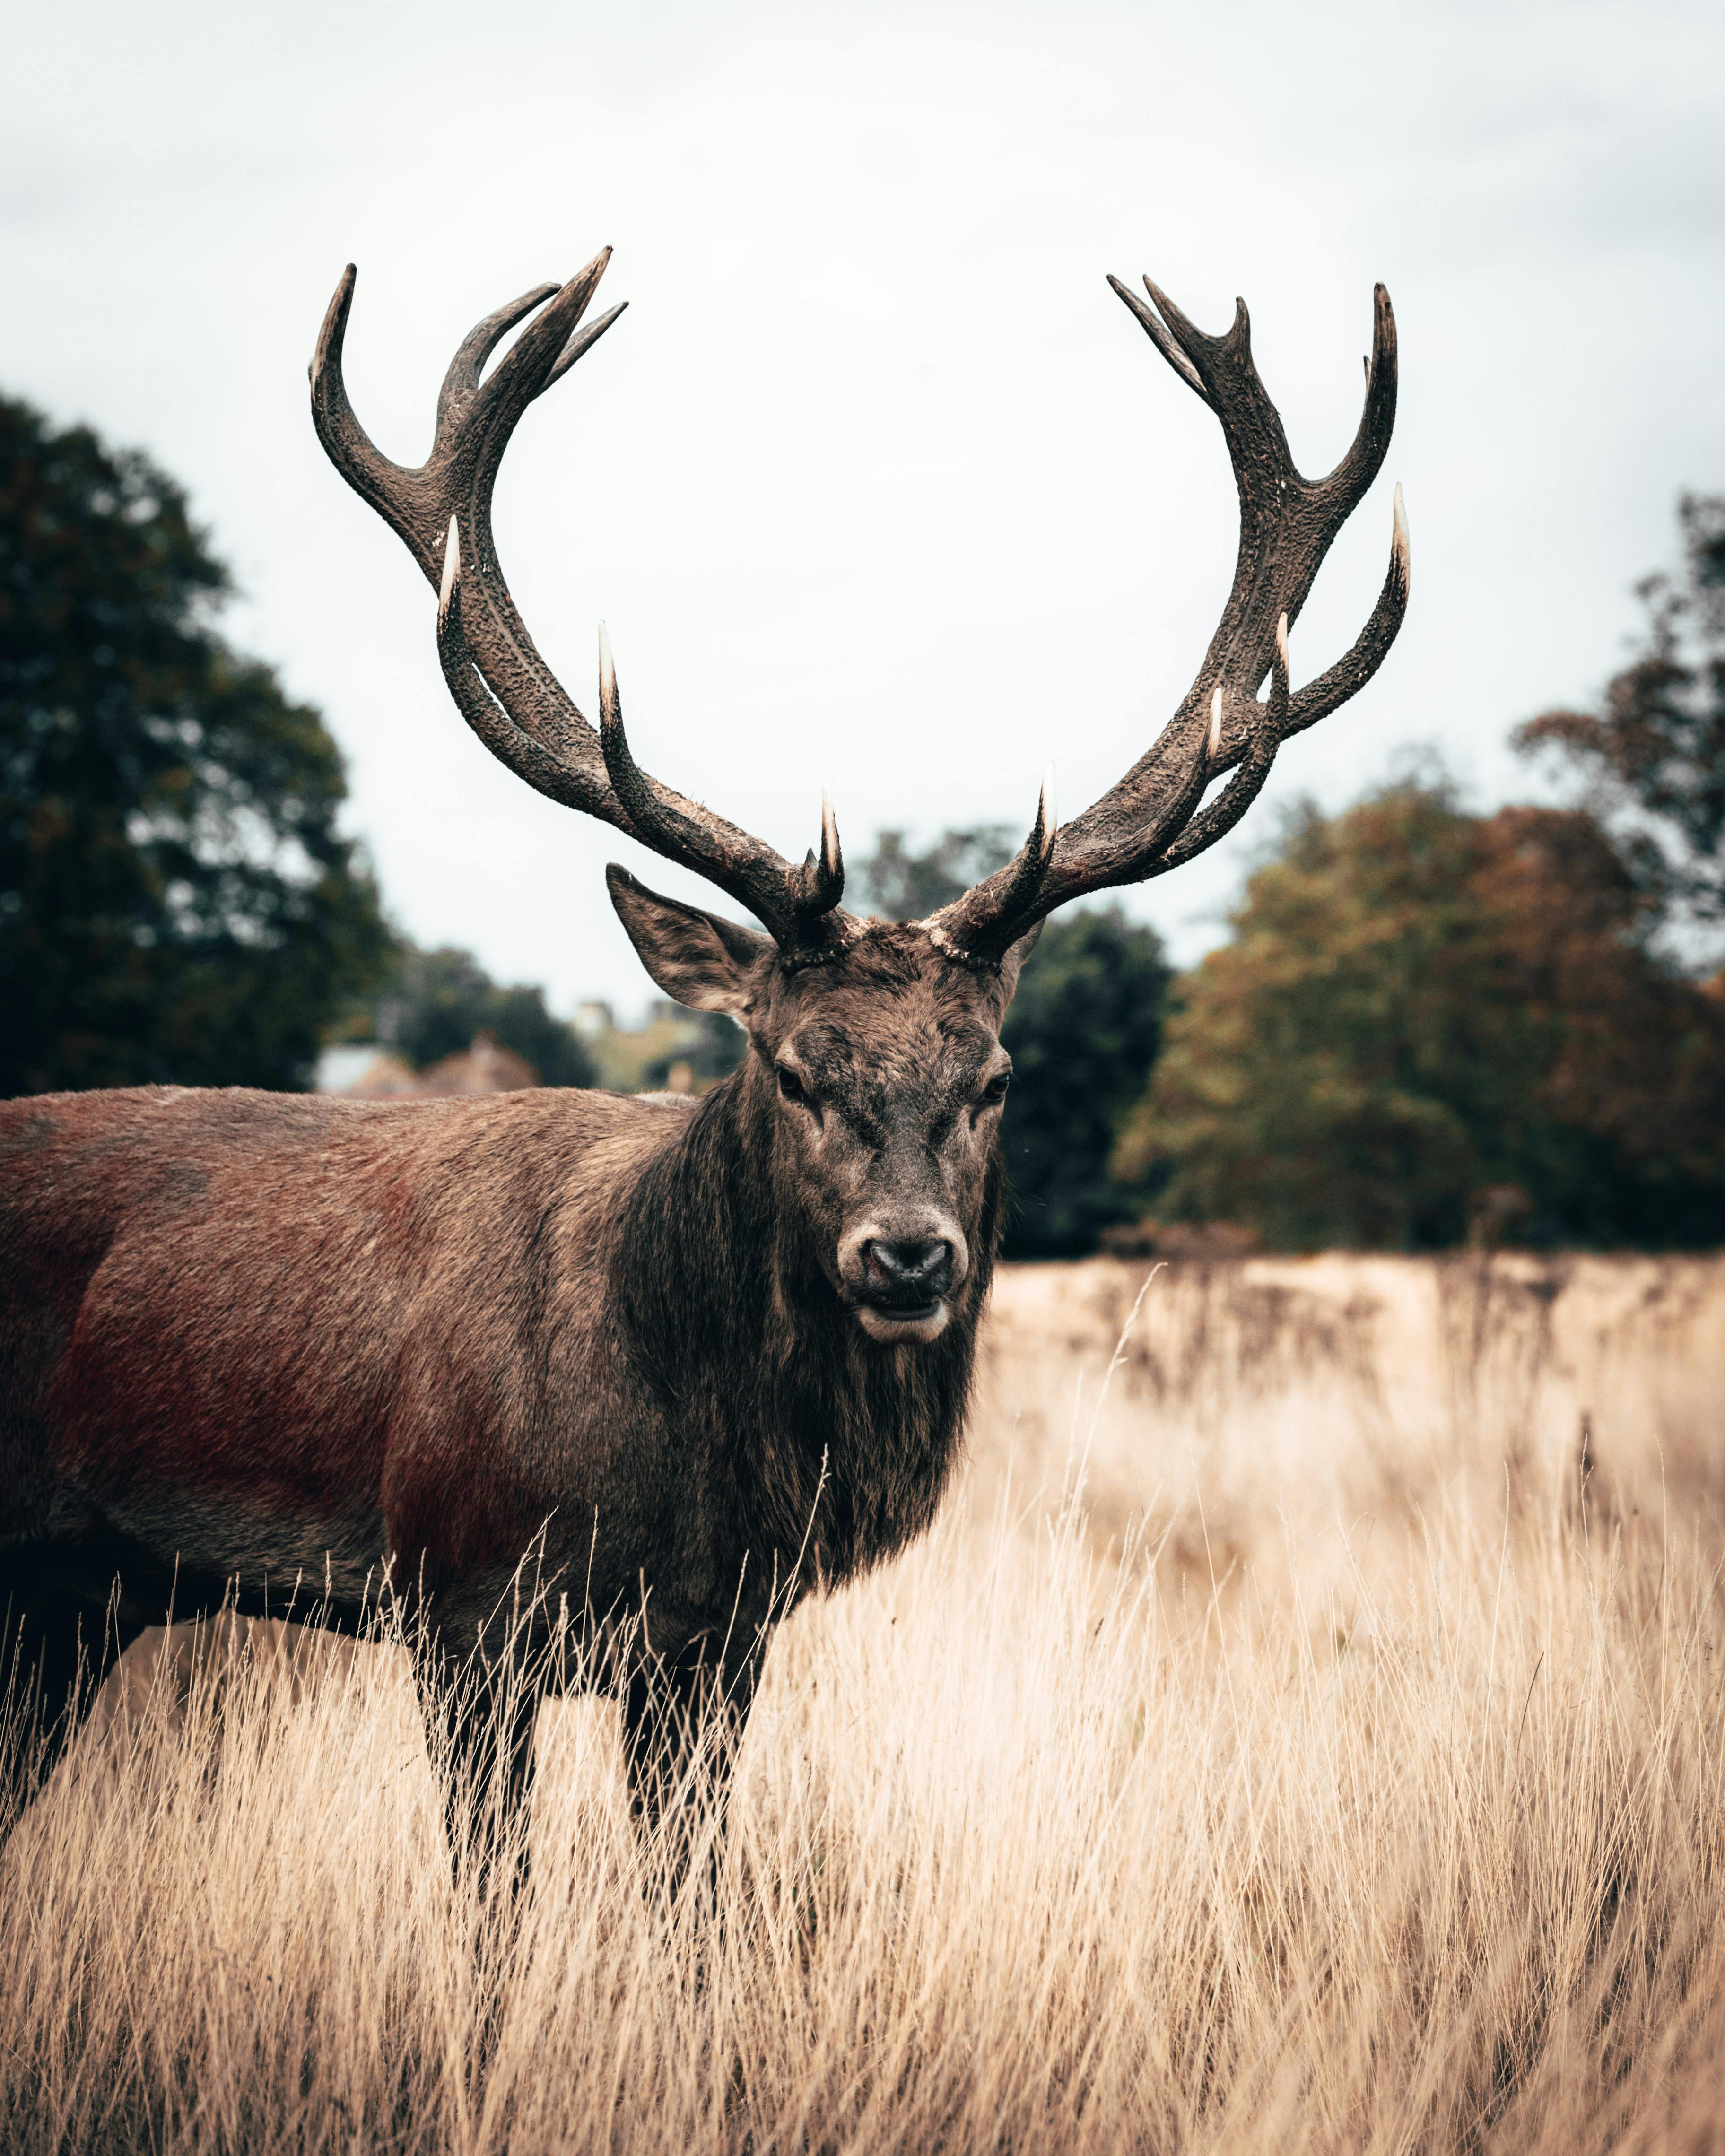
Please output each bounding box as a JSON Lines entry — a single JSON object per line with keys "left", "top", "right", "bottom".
{"left": 622, "top": 1631, "right": 761, "bottom": 1906}
{"left": 413, "top": 1641, "right": 541, "bottom": 1921}
{"left": 0, "top": 1545, "right": 142, "bottom": 1835}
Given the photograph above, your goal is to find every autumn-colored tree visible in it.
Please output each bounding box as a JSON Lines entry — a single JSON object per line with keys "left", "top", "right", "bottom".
{"left": 1115, "top": 781, "right": 1725, "bottom": 1250}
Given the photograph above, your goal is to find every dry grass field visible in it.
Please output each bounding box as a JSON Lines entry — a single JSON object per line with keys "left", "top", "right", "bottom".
{"left": 4, "top": 1252, "right": 1725, "bottom": 2155}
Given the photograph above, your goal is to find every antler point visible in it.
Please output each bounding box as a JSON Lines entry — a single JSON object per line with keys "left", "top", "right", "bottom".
{"left": 437, "top": 517, "right": 461, "bottom": 622}
{"left": 820, "top": 791, "right": 842, "bottom": 882}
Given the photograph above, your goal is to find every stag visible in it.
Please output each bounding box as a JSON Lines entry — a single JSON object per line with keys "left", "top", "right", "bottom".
{"left": 0, "top": 248, "right": 1407, "bottom": 1894}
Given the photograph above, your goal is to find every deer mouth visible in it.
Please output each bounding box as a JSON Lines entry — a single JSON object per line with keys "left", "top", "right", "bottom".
{"left": 854, "top": 1297, "right": 951, "bottom": 1344}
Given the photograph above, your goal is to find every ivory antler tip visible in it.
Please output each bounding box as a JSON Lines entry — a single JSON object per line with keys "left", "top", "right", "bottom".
{"left": 1207, "top": 686, "right": 1224, "bottom": 761}
{"left": 437, "top": 517, "right": 461, "bottom": 624}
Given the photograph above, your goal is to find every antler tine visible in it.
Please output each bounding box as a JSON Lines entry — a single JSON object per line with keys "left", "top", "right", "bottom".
{"left": 437, "top": 514, "right": 459, "bottom": 630}
{"left": 1104, "top": 275, "right": 1206, "bottom": 401}
{"left": 926, "top": 274, "right": 1407, "bottom": 963}
{"left": 1318, "top": 280, "right": 1398, "bottom": 534}
{"left": 548, "top": 304, "right": 628, "bottom": 389}
{"left": 1283, "top": 481, "right": 1411, "bottom": 737}
{"left": 596, "top": 626, "right": 851, "bottom": 948}
{"left": 314, "top": 258, "right": 853, "bottom": 956}
{"left": 309, "top": 267, "right": 402, "bottom": 545}
{"left": 1152, "top": 612, "right": 1290, "bottom": 878}
{"left": 434, "top": 520, "right": 611, "bottom": 816}
{"left": 921, "top": 765, "right": 1063, "bottom": 964}
{"left": 796, "top": 793, "right": 846, "bottom": 915}
{"left": 435, "top": 282, "right": 560, "bottom": 438}
{"left": 987, "top": 767, "right": 1059, "bottom": 920}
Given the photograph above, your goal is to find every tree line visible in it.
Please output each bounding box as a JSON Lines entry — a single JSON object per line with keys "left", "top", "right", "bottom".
{"left": 4, "top": 390, "right": 1721, "bottom": 1252}
{"left": 1129, "top": 496, "right": 1725, "bottom": 1253}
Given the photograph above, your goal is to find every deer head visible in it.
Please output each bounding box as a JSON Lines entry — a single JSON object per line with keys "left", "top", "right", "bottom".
{"left": 311, "top": 250, "right": 1408, "bottom": 1343}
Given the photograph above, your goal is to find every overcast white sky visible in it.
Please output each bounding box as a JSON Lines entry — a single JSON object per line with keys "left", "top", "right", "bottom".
{"left": 6, "top": 0, "right": 1722, "bottom": 1017}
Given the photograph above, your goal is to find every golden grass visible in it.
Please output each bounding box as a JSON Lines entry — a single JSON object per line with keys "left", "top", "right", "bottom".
{"left": 5, "top": 1252, "right": 1725, "bottom": 2154}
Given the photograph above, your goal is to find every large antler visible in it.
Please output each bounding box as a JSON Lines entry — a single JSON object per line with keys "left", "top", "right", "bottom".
{"left": 310, "top": 252, "right": 851, "bottom": 957}
{"left": 925, "top": 277, "right": 1410, "bottom": 965}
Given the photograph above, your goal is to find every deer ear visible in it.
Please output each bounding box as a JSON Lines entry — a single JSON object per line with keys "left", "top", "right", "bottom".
{"left": 996, "top": 918, "right": 1044, "bottom": 1005}
{"left": 605, "top": 865, "right": 770, "bottom": 1014}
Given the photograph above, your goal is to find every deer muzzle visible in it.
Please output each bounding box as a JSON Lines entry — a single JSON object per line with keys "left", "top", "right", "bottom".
{"left": 840, "top": 1223, "right": 968, "bottom": 1344}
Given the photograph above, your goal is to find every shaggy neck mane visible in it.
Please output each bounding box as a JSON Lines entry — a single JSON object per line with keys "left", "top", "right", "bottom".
{"left": 616, "top": 1061, "right": 1001, "bottom": 1591}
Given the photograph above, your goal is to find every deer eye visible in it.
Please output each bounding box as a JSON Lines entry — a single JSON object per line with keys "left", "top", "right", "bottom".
{"left": 980, "top": 1072, "right": 1011, "bottom": 1106}
{"left": 776, "top": 1065, "right": 807, "bottom": 1105}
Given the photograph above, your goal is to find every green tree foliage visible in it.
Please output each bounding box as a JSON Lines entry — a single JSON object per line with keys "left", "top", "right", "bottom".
{"left": 999, "top": 910, "right": 1172, "bottom": 1255}
{"left": 1115, "top": 781, "right": 1725, "bottom": 1250}
{"left": 375, "top": 945, "right": 596, "bottom": 1088}
{"left": 853, "top": 826, "right": 1171, "bottom": 1256}
{"left": 1517, "top": 494, "right": 1725, "bottom": 925}
{"left": 0, "top": 394, "right": 389, "bottom": 1095}
{"left": 857, "top": 826, "right": 1017, "bottom": 919}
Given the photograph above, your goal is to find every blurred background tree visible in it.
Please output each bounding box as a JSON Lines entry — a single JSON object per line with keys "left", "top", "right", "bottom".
{"left": 0, "top": 395, "right": 389, "bottom": 1095}
{"left": 638, "top": 1006, "right": 744, "bottom": 1093}
{"left": 367, "top": 944, "right": 596, "bottom": 1087}
{"left": 997, "top": 909, "right": 1171, "bottom": 1254}
{"left": 1114, "top": 778, "right": 1725, "bottom": 1250}
{"left": 854, "top": 827, "right": 1171, "bottom": 1255}
{"left": 1516, "top": 494, "right": 1725, "bottom": 929}
{"left": 857, "top": 826, "right": 1018, "bottom": 922}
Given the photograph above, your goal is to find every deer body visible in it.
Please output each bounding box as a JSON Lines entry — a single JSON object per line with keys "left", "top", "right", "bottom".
{"left": 1, "top": 929, "right": 1005, "bottom": 1866}
{"left": 4, "top": 1084, "right": 718, "bottom": 1643}
{"left": 0, "top": 243, "right": 1408, "bottom": 1895}
{"left": 0, "top": 1044, "right": 995, "bottom": 1623}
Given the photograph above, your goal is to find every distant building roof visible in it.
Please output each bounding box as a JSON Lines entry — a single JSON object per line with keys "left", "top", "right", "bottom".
{"left": 350, "top": 1053, "right": 424, "bottom": 1096}
{"left": 413, "top": 1031, "right": 539, "bottom": 1095}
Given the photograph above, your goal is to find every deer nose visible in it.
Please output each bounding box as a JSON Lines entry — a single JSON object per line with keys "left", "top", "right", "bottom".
{"left": 862, "top": 1237, "right": 955, "bottom": 1304}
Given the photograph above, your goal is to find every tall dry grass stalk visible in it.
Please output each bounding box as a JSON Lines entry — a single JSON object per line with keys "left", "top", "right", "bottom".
{"left": 3, "top": 1253, "right": 1724, "bottom": 2154}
